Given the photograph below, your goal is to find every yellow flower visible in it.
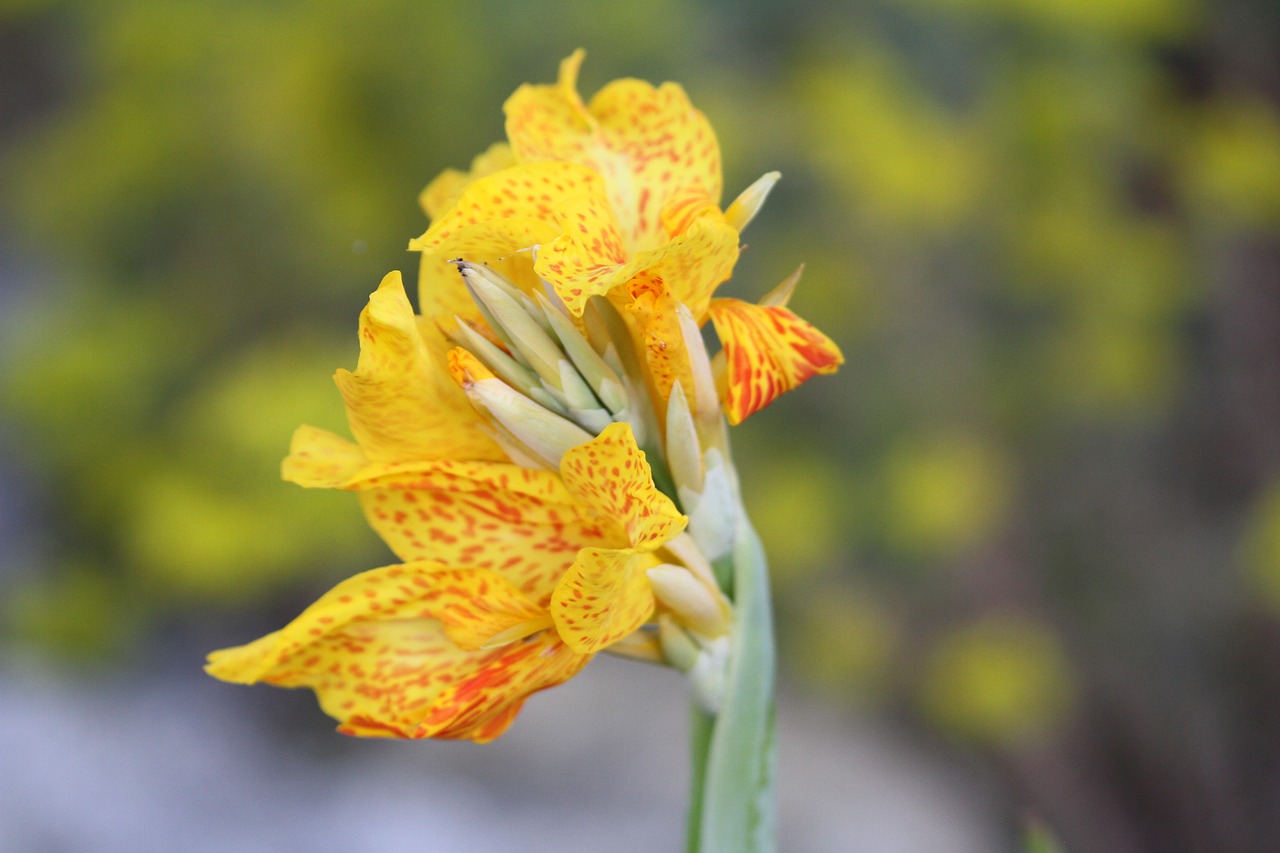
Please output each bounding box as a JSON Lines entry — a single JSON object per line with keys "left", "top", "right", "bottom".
{"left": 207, "top": 270, "right": 702, "bottom": 741}
{"left": 208, "top": 417, "right": 685, "bottom": 741}
{"left": 207, "top": 53, "right": 839, "bottom": 742}
{"left": 411, "top": 50, "right": 842, "bottom": 423}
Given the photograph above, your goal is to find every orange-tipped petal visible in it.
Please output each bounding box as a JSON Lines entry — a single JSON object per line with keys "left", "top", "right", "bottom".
{"left": 559, "top": 422, "right": 687, "bottom": 549}
{"left": 550, "top": 547, "right": 657, "bottom": 654}
{"left": 334, "top": 272, "right": 502, "bottom": 463}
{"left": 708, "top": 297, "right": 844, "bottom": 425}
{"left": 505, "top": 51, "right": 723, "bottom": 252}
{"left": 206, "top": 562, "right": 586, "bottom": 743}
{"left": 413, "top": 630, "right": 589, "bottom": 742}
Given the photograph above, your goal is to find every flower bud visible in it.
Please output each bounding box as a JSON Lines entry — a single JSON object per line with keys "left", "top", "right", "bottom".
{"left": 724, "top": 171, "right": 781, "bottom": 233}
{"left": 647, "top": 563, "right": 730, "bottom": 638}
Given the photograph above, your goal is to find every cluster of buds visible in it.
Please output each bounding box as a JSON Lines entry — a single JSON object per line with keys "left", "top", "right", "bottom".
{"left": 446, "top": 259, "right": 740, "bottom": 709}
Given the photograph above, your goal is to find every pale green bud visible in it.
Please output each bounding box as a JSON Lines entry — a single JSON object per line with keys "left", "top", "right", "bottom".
{"left": 465, "top": 376, "right": 592, "bottom": 469}
{"left": 648, "top": 563, "right": 730, "bottom": 638}
{"left": 724, "top": 171, "right": 781, "bottom": 233}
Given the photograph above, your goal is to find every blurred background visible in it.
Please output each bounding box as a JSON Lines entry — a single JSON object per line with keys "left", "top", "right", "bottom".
{"left": 2, "top": 0, "right": 1279, "bottom": 850}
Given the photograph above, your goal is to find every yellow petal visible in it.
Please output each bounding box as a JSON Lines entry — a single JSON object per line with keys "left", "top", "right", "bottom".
{"left": 334, "top": 271, "right": 502, "bottom": 463}
{"left": 413, "top": 630, "right": 589, "bottom": 742}
{"left": 630, "top": 214, "right": 740, "bottom": 321}
{"left": 550, "top": 547, "right": 657, "bottom": 654}
{"left": 708, "top": 297, "right": 845, "bottom": 425}
{"left": 412, "top": 162, "right": 605, "bottom": 322}
{"left": 411, "top": 161, "right": 600, "bottom": 259}
{"left": 347, "top": 456, "right": 572, "bottom": 503}
{"left": 282, "top": 433, "right": 614, "bottom": 603}
{"left": 660, "top": 184, "right": 724, "bottom": 239}
{"left": 419, "top": 142, "right": 518, "bottom": 220}
{"left": 621, "top": 278, "right": 695, "bottom": 408}
{"left": 559, "top": 422, "right": 687, "bottom": 550}
{"left": 363, "top": 489, "right": 592, "bottom": 602}
{"left": 505, "top": 51, "right": 723, "bottom": 253}
{"left": 281, "top": 425, "right": 367, "bottom": 488}
{"left": 206, "top": 562, "right": 586, "bottom": 742}
{"left": 353, "top": 462, "right": 610, "bottom": 604}
{"left": 536, "top": 203, "right": 739, "bottom": 325}
{"left": 436, "top": 578, "right": 552, "bottom": 650}
{"left": 532, "top": 185, "right": 631, "bottom": 315}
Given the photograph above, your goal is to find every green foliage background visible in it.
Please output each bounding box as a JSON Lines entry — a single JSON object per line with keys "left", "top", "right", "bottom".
{"left": 3, "top": 0, "right": 1280, "bottom": 849}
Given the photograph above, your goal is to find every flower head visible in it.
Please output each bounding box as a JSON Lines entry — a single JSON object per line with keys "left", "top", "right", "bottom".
{"left": 207, "top": 53, "right": 841, "bottom": 741}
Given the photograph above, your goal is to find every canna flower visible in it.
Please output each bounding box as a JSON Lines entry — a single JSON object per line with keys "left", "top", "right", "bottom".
{"left": 207, "top": 271, "right": 726, "bottom": 740}
{"left": 207, "top": 54, "right": 838, "bottom": 750}
{"left": 410, "top": 50, "right": 842, "bottom": 424}
{"left": 206, "top": 415, "right": 691, "bottom": 741}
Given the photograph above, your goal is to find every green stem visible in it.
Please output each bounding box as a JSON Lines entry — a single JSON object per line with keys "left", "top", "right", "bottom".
{"left": 686, "top": 517, "right": 776, "bottom": 853}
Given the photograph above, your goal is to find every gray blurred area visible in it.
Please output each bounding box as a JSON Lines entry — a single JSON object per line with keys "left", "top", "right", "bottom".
{"left": 0, "top": 659, "right": 999, "bottom": 853}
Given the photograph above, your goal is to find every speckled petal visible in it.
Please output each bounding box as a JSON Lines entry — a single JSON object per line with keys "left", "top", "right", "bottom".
{"left": 532, "top": 184, "right": 630, "bottom": 315}
{"left": 629, "top": 214, "right": 740, "bottom": 322}
{"left": 414, "top": 631, "right": 589, "bottom": 742}
{"left": 205, "top": 562, "right": 583, "bottom": 742}
{"left": 281, "top": 425, "right": 368, "bottom": 488}
{"left": 413, "top": 163, "right": 608, "bottom": 322}
{"left": 419, "top": 142, "right": 518, "bottom": 220}
{"left": 505, "top": 50, "right": 723, "bottom": 253}
{"left": 281, "top": 428, "right": 601, "bottom": 595}
{"left": 358, "top": 481, "right": 610, "bottom": 604}
{"left": 660, "top": 184, "right": 724, "bottom": 239}
{"left": 708, "top": 297, "right": 845, "bottom": 425}
{"left": 334, "top": 272, "right": 502, "bottom": 463}
{"left": 559, "top": 422, "right": 687, "bottom": 550}
{"left": 411, "top": 161, "right": 601, "bottom": 260}
{"left": 303, "top": 453, "right": 574, "bottom": 503}
{"left": 621, "top": 277, "right": 696, "bottom": 407}
{"left": 550, "top": 546, "right": 657, "bottom": 654}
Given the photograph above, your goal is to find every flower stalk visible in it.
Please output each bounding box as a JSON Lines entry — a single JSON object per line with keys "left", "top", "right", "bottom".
{"left": 690, "top": 516, "right": 777, "bottom": 853}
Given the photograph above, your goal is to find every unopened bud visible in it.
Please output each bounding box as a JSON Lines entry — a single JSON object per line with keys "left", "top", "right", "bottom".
{"left": 676, "top": 303, "right": 723, "bottom": 447}
{"left": 658, "top": 614, "right": 700, "bottom": 672}
{"left": 724, "top": 171, "right": 781, "bottom": 233}
{"left": 760, "top": 264, "right": 803, "bottom": 308}
{"left": 448, "top": 316, "right": 560, "bottom": 411}
{"left": 680, "top": 448, "right": 738, "bottom": 567}
{"left": 665, "top": 381, "right": 703, "bottom": 495}
{"left": 540, "top": 295, "right": 629, "bottom": 415}
{"left": 457, "top": 262, "right": 567, "bottom": 389}
{"left": 689, "top": 635, "right": 731, "bottom": 713}
{"left": 647, "top": 563, "right": 729, "bottom": 638}
{"left": 449, "top": 348, "right": 592, "bottom": 468}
